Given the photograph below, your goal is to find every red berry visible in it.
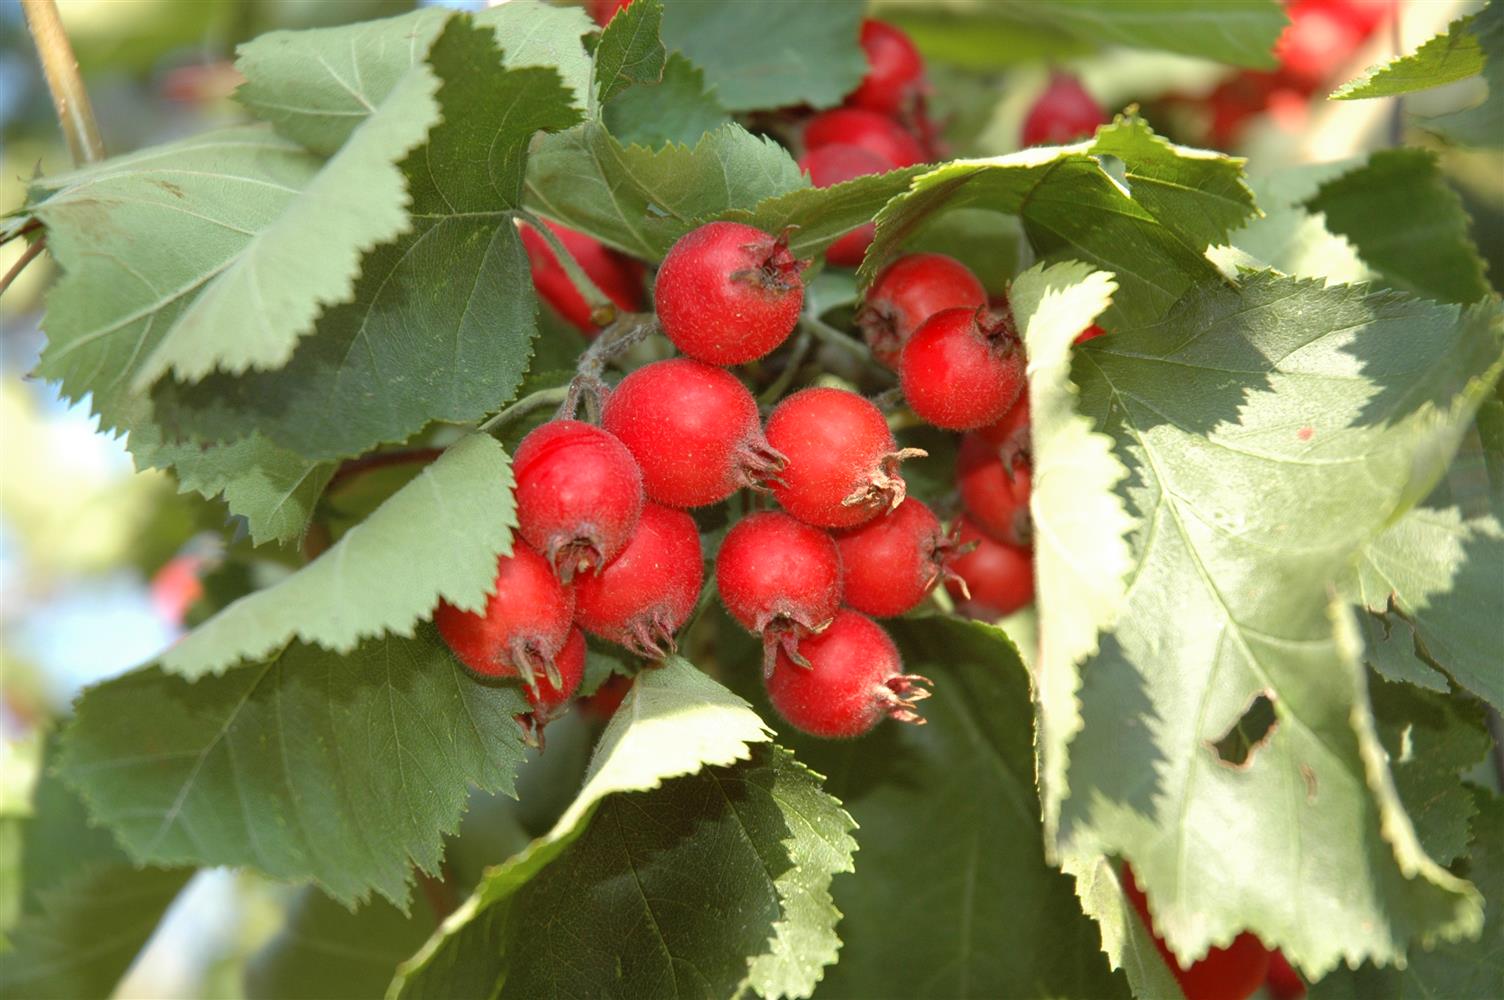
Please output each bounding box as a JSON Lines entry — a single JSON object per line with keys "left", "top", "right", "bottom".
{"left": 765, "top": 387, "right": 921, "bottom": 528}
{"left": 602, "top": 359, "right": 784, "bottom": 508}
{"left": 573, "top": 503, "right": 703, "bottom": 658}
{"left": 1276, "top": 1, "right": 1366, "bottom": 85}
{"left": 1122, "top": 864, "right": 1273, "bottom": 1000}
{"left": 525, "top": 627, "right": 586, "bottom": 726}
{"left": 857, "top": 253, "right": 987, "bottom": 368}
{"left": 1264, "top": 951, "right": 1306, "bottom": 1000}
{"left": 1021, "top": 72, "right": 1107, "bottom": 146}
{"left": 580, "top": 672, "right": 633, "bottom": 723}
{"left": 834, "top": 497, "right": 953, "bottom": 618}
{"left": 765, "top": 610, "right": 929, "bottom": 738}
{"left": 976, "top": 394, "right": 1031, "bottom": 475}
{"left": 654, "top": 222, "right": 807, "bottom": 366}
{"left": 716, "top": 511, "right": 843, "bottom": 672}
{"left": 514, "top": 420, "right": 644, "bottom": 580}
{"left": 588, "top": 0, "right": 632, "bottom": 27}
{"left": 1075, "top": 323, "right": 1106, "bottom": 344}
{"left": 804, "top": 108, "right": 927, "bottom": 168}
{"left": 957, "top": 432, "right": 1032, "bottom": 546}
{"left": 435, "top": 543, "right": 575, "bottom": 688}
{"left": 901, "top": 305, "right": 1026, "bottom": 430}
{"left": 798, "top": 143, "right": 895, "bottom": 268}
{"left": 847, "top": 19, "right": 926, "bottom": 116}
{"left": 520, "top": 220, "right": 644, "bottom": 335}
{"left": 945, "top": 517, "right": 1033, "bottom": 618}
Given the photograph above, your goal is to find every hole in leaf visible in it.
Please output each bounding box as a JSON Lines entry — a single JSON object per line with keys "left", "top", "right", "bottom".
{"left": 1210, "top": 693, "right": 1278, "bottom": 768}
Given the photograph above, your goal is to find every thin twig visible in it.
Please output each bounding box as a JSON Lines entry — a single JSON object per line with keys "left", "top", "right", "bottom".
{"left": 577, "top": 312, "right": 659, "bottom": 380}
{"left": 0, "top": 218, "right": 42, "bottom": 249}
{"left": 326, "top": 447, "right": 443, "bottom": 493}
{"left": 21, "top": 0, "right": 103, "bottom": 166}
{"left": 515, "top": 208, "right": 617, "bottom": 325}
{"left": 478, "top": 385, "right": 571, "bottom": 433}
{"left": 758, "top": 328, "right": 812, "bottom": 405}
{"left": 800, "top": 316, "right": 871, "bottom": 363}
{"left": 0, "top": 238, "right": 46, "bottom": 297}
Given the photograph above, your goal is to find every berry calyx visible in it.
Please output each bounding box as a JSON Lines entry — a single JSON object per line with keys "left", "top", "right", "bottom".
{"left": 654, "top": 222, "right": 808, "bottom": 366}
{"left": 602, "top": 359, "right": 785, "bottom": 508}
{"left": 572, "top": 503, "right": 704, "bottom": 659}
{"left": 900, "top": 305, "right": 1026, "bottom": 430}
{"left": 976, "top": 395, "right": 1030, "bottom": 476}
{"left": 1021, "top": 71, "right": 1107, "bottom": 146}
{"left": 514, "top": 420, "right": 644, "bottom": 581}
{"left": 957, "top": 432, "right": 1032, "bottom": 546}
{"left": 765, "top": 609, "right": 930, "bottom": 738}
{"left": 435, "top": 543, "right": 575, "bottom": 690}
{"left": 716, "top": 511, "right": 844, "bottom": 675}
{"left": 764, "top": 387, "right": 924, "bottom": 528}
{"left": 847, "top": 19, "right": 927, "bottom": 116}
{"left": 804, "top": 108, "right": 927, "bottom": 168}
{"left": 856, "top": 252, "right": 987, "bottom": 368}
{"left": 520, "top": 220, "right": 644, "bottom": 335}
{"left": 1122, "top": 864, "right": 1273, "bottom": 1000}
{"left": 945, "top": 516, "right": 1034, "bottom": 618}
{"left": 834, "top": 497, "right": 957, "bottom": 618}
{"left": 797, "top": 143, "right": 895, "bottom": 268}
{"left": 523, "top": 627, "right": 587, "bottom": 740}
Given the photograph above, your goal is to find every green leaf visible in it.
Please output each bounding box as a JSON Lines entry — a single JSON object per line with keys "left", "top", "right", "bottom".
{"left": 159, "top": 434, "right": 511, "bottom": 678}
{"left": 57, "top": 629, "right": 530, "bottom": 908}
{"left": 593, "top": 0, "right": 666, "bottom": 105}
{"left": 1009, "top": 262, "right": 1134, "bottom": 844}
{"left": 659, "top": 0, "right": 865, "bottom": 112}
{"left": 1310, "top": 788, "right": 1504, "bottom": 1000}
{"left": 1223, "top": 160, "right": 1372, "bottom": 285}
{"left": 246, "top": 888, "right": 436, "bottom": 1000}
{"left": 759, "top": 616, "right": 1128, "bottom": 1000}
{"left": 152, "top": 17, "right": 582, "bottom": 460}
{"left": 1425, "top": 1, "right": 1504, "bottom": 149}
{"left": 1059, "top": 851, "right": 1186, "bottom": 1000}
{"left": 1305, "top": 149, "right": 1491, "bottom": 305}
{"left": 128, "top": 61, "right": 439, "bottom": 388}
{"left": 861, "top": 119, "right": 1252, "bottom": 328}
{"left": 993, "top": 0, "right": 1287, "bottom": 68}
{"left": 1369, "top": 676, "right": 1492, "bottom": 866}
{"left": 235, "top": 2, "right": 593, "bottom": 155}
{"left": 390, "top": 657, "right": 796, "bottom": 998}
{"left": 1333, "top": 14, "right": 1484, "bottom": 99}
{"left": 880, "top": 9, "right": 1091, "bottom": 71}
{"left": 731, "top": 165, "right": 929, "bottom": 262}
{"left": 603, "top": 52, "right": 730, "bottom": 148}
{"left": 1055, "top": 273, "right": 1504, "bottom": 977}
{"left": 525, "top": 122, "right": 805, "bottom": 261}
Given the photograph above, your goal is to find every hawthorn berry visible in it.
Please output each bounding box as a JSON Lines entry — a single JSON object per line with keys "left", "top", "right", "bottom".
{"left": 580, "top": 672, "right": 633, "bottom": 723}
{"left": 654, "top": 221, "right": 807, "bottom": 366}
{"left": 834, "top": 498, "right": 954, "bottom": 618}
{"left": 513, "top": 419, "right": 644, "bottom": 580}
{"left": 976, "top": 395, "right": 1031, "bottom": 476}
{"left": 1021, "top": 71, "right": 1107, "bottom": 146}
{"left": 804, "top": 108, "right": 927, "bottom": 168}
{"left": 901, "top": 305, "right": 1026, "bottom": 430}
{"left": 957, "top": 432, "right": 1032, "bottom": 546}
{"left": 588, "top": 0, "right": 632, "bottom": 27}
{"left": 1264, "top": 951, "right": 1306, "bottom": 1000}
{"left": 766, "top": 609, "right": 930, "bottom": 738}
{"left": 1122, "top": 864, "right": 1273, "bottom": 1000}
{"left": 572, "top": 503, "right": 703, "bottom": 658}
{"left": 856, "top": 252, "right": 987, "bottom": 368}
{"left": 525, "top": 627, "right": 586, "bottom": 732}
{"left": 945, "top": 516, "right": 1034, "bottom": 618}
{"left": 1075, "top": 323, "right": 1106, "bottom": 344}
{"left": 847, "top": 19, "right": 927, "bottom": 116}
{"left": 716, "top": 511, "right": 843, "bottom": 673}
{"left": 764, "top": 387, "right": 922, "bottom": 528}
{"left": 435, "top": 543, "right": 575, "bottom": 689}
{"left": 797, "top": 143, "right": 895, "bottom": 267}
{"left": 602, "top": 359, "right": 784, "bottom": 508}
{"left": 520, "top": 220, "right": 643, "bottom": 335}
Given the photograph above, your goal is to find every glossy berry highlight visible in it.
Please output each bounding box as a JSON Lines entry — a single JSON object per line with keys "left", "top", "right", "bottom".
{"left": 1021, "top": 71, "right": 1107, "bottom": 146}
{"left": 857, "top": 252, "right": 987, "bottom": 368}
{"left": 765, "top": 387, "right": 922, "bottom": 528}
{"left": 835, "top": 497, "right": 954, "bottom": 618}
{"left": 957, "top": 432, "right": 1032, "bottom": 546}
{"left": 654, "top": 221, "right": 807, "bottom": 366}
{"left": 435, "top": 543, "right": 575, "bottom": 690}
{"left": 765, "top": 610, "right": 930, "bottom": 738}
{"left": 514, "top": 420, "right": 644, "bottom": 580}
{"left": 716, "top": 511, "right": 843, "bottom": 674}
{"left": 573, "top": 503, "right": 704, "bottom": 659}
{"left": 945, "top": 516, "right": 1034, "bottom": 618}
{"left": 901, "top": 305, "right": 1026, "bottom": 430}
{"left": 603, "top": 359, "right": 784, "bottom": 508}
{"left": 804, "top": 108, "right": 927, "bottom": 168}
